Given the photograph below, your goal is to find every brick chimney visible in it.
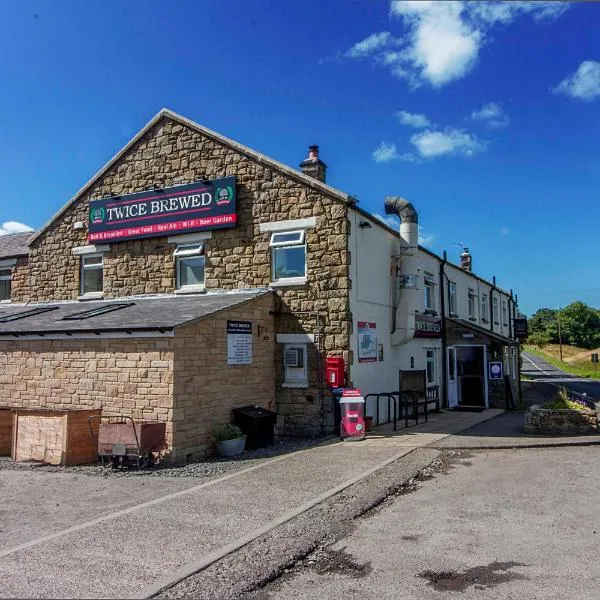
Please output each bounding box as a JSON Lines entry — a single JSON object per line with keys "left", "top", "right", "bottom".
{"left": 460, "top": 247, "right": 473, "bottom": 272}
{"left": 299, "top": 145, "right": 327, "bottom": 183}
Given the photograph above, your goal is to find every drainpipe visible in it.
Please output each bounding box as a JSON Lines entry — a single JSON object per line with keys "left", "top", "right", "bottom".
{"left": 508, "top": 289, "right": 514, "bottom": 339}
{"left": 490, "top": 276, "right": 496, "bottom": 333}
{"left": 439, "top": 250, "right": 448, "bottom": 409}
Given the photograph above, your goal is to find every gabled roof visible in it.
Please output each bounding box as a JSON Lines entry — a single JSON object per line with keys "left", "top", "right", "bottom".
{"left": 0, "top": 232, "right": 35, "bottom": 259}
{"left": 0, "top": 290, "right": 270, "bottom": 335}
{"left": 29, "top": 108, "right": 351, "bottom": 245}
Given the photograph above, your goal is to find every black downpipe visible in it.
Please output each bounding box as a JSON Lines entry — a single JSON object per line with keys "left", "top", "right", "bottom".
{"left": 490, "top": 275, "right": 496, "bottom": 332}
{"left": 508, "top": 289, "right": 514, "bottom": 339}
{"left": 439, "top": 250, "right": 448, "bottom": 409}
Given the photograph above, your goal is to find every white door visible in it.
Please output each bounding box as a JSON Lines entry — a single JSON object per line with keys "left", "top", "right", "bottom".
{"left": 447, "top": 347, "right": 458, "bottom": 408}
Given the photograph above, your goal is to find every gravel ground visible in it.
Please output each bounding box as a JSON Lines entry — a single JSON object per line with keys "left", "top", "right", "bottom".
{"left": 0, "top": 436, "right": 327, "bottom": 479}
{"left": 155, "top": 446, "right": 444, "bottom": 600}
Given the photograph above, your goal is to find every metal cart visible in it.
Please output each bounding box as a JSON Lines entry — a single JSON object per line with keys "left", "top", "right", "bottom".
{"left": 88, "top": 416, "right": 166, "bottom": 469}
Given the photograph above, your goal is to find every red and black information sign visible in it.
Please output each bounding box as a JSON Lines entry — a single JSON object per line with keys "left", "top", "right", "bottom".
{"left": 88, "top": 176, "right": 236, "bottom": 242}
{"left": 414, "top": 315, "right": 442, "bottom": 338}
{"left": 513, "top": 318, "right": 528, "bottom": 338}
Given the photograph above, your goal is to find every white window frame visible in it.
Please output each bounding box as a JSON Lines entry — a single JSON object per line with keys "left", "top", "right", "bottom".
{"left": 492, "top": 297, "right": 499, "bottom": 324}
{"left": 425, "top": 349, "right": 436, "bottom": 386}
{"left": 0, "top": 267, "right": 12, "bottom": 302}
{"left": 282, "top": 343, "right": 308, "bottom": 388}
{"left": 448, "top": 281, "right": 457, "bottom": 316}
{"left": 269, "top": 231, "right": 307, "bottom": 286}
{"left": 468, "top": 288, "right": 477, "bottom": 319}
{"left": 174, "top": 243, "right": 205, "bottom": 293}
{"left": 79, "top": 253, "right": 104, "bottom": 299}
{"left": 502, "top": 301, "right": 508, "bottom": 325}
{"left": 481, "top": 293, "right": 488, "bottom": 323}
{"left": 424, "top": 273, "right": 435, "bottom": 311}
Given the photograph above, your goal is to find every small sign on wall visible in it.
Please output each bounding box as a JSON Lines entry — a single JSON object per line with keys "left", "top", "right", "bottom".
{"left": 227, "top": 321, "right": 252, "bottom": 365}
{"left": 357, "top": 321, "right": 377, "bottom": 363}
{"left": 488, "top": 361, "right": 503, "bottom": 380}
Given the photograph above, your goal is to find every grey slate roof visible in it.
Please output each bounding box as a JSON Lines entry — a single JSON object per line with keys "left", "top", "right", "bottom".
{"left": 0, "top": 291, "right": 269, "bottom": 335}
{"left": 0, "top": 232, "right": 34, "bottom": 259}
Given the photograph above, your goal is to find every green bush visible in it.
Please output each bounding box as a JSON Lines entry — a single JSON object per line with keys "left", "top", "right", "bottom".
{"left": 213, "top": 423, "right": 244, "bottom": 441}
{"left": 543, "top": 387, "right": 587, "bottom": 411}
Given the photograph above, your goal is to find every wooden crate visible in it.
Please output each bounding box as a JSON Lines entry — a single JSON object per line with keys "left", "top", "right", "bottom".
{"left": 0, "top": 409, "right": 12, "bottom": 455}
{"left": 12, "top": 408, "right": 102, "bottom": 466}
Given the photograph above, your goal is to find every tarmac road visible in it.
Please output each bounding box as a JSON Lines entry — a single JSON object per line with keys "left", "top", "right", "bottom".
{"left": 255, "top": 446, "right": 600, "bottom": 600}
{"left": 521, "top": 351, "right": 600, "bottom": 400}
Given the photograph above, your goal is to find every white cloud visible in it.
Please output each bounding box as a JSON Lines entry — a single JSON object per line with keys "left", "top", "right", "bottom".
{"left": 470, "top": 102, "right": 509, "bottom": 127}
{"left": 373, "top": 213, "right": 436, "bottom": 247}
{"left": 395, "top": 110, "right": 431, "bottom": 128}
{"left": 373, "top": 141, "right": 399, "bottom": 163}
{"left": 499, "top": 227, "right": 510, "bottom": 235}
{"left": 372, "top": 142, "right": 418, "bottom": 164}
{"left": 346, "top": 1, "right": 569, "bottom": 88}
{"left": 0, "top": 221, "right": 34, "bottom": 236}
{"left": 554, "top": 61, "right": 600, "bottom": 101}
{"left": 410, "top": 128, "right": 486, "bottom": 158}
{"left": 346, "top": 32, "right": 395, "bottom": 59}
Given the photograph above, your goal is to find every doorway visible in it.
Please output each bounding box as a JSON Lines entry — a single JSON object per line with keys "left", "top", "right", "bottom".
{"left": 447, "top": 345, "right": 488, "bottom": 408}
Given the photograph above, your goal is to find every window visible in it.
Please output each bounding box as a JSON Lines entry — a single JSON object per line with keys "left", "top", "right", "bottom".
{"left": 424, "top": 273, "right": 435, "bottom": 311}
{"left": 492, "top": 297, "right": 499, "bottom": 324}
{"left": 270, "top": 230, "right": 306, "bottom": 282}
{"left": 502, "top": 301, "right": 508, "bottom": 325}
{"left": 448, "top": 281, "right": 457, "bottom": 315}
{"left": 174, "top": 243, "right": 205, "bottom": 291}
{"left": 283, "top": 343, "right": 308, "bottom": 387}
{"left": 80, "top": 254, "right": 103, "bottom": 296}
{"left": 0, "top": 268, "right": 11, "bottom": 301}
{"left": 426, "top": 350, "right": 436, "bottom": 385}
{"left": 0, "top": 306, "right": 58, "bottom": 323}
{"left": 481, "top": 293, "right": 488, "bottom": 322}
{"left": 468, "top": 288, "right": 477, "bottom": 319}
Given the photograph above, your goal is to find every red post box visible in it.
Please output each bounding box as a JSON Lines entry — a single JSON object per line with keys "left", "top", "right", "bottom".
{"left": 326, "top": 356, "right": 345, "bottom": 388}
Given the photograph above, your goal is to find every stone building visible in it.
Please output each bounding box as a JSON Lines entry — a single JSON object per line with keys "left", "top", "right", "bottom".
{"left": 0, "top": 108, "right": 519, "bottom": 460}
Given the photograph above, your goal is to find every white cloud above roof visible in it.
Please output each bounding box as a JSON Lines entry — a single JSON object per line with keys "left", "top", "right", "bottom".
{"left": 554, "top": 61, "right": 600, "bottom": 101}
{"left": 345, "top": 1, "right": 570, "bottom": 88}
{"left": 410, "top": 128, "right": 486, "bottom": 158}
{"left": 0, "top": 221, "right": 34, "bottom": 236}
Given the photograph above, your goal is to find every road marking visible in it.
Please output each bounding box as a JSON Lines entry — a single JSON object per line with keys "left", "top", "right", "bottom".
{"left": 522, "top": 353, "right": 552, "bottom": 376}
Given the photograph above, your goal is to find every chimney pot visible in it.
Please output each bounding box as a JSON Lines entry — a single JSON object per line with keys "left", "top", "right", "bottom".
{"left": 300, "top": 144, "right": 327, "bottom": 183}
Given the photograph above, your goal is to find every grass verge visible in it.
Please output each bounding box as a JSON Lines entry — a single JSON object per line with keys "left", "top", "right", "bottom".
{"left": 523, "top": 345, "right": 600, "bottom": 379}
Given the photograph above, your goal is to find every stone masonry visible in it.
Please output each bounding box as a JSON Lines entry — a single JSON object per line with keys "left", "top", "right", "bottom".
{"left": 0, "top": 293, "right": 275, "bottom": 459}
{"left": 17, "top": 113, "right": 352, "bottom": 436}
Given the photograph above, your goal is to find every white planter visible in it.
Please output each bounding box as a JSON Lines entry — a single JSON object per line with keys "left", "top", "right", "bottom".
{"left": 216, "top": 436, "right": 246, "bottom": 457}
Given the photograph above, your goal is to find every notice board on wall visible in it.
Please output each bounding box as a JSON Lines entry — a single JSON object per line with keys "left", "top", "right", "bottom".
{"left": 357, "top": 321, "right": 377, "bottom": 363}
{"left": 227, "top": 321, "right": 252, "bottom": 365}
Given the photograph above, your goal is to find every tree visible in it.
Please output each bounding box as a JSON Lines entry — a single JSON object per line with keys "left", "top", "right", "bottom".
{"left": 528, "top": 308, "right": 559, "bottom": 344}
{"left": 558, "top": 302, "right": 600, "bottom": 349}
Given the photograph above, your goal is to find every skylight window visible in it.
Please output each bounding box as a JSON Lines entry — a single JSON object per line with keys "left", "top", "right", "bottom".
{"left": 62, "top": 302, "right": 135, "bottom": 321}
{"left": 0, "top": 306, "right": 59, "bottom": 323}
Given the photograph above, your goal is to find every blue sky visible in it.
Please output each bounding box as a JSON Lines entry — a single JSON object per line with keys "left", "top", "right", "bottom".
{"left": 0, "top": 1, "right": 599, "bottom": 316}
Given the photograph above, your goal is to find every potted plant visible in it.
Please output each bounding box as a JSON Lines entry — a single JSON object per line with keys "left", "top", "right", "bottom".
{"left": 214, "top": 424, "right": 246, "bottom": 457}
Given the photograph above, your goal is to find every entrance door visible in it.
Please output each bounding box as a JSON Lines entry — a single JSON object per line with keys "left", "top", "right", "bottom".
{"left": 456, "top": 346, "right": 486, "bottom": 407}
{"left": 447, "top": 347, "right": 458, "bottom": 408}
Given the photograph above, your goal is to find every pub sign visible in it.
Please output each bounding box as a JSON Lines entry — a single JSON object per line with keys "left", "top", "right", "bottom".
{"left": 88, "top": 176, "right": 236, "bottom": 242}
{"left": 414, "top": 315, "right": 442, "bottom": 338}
{"left": 513, "top": 318, "right": 528, "bottom": 339}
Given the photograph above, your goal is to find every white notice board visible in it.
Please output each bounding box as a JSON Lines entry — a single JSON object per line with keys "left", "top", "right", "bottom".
{"left": 227, "top": 320, "right": 252, "bottom": 365}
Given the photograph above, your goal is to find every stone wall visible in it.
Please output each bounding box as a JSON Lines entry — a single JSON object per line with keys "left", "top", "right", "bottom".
{"left": 524, "top": 407, "right": 599, "bottom": 434}
{"left": 0, "top": 338, "right": 175, "bottom": 447}
{"left": 21, "top": 115, "right": 351, "bottom": 436}
{"left": 172, "top": 293, "right": 275, "bottom": 459}
{"left": 7, "top": 256, "right": 28, "bottom": 303}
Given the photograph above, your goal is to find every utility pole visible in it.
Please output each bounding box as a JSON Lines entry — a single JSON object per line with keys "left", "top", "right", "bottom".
{"left": 557, "top": 310, "right": 563, "bottom": 362}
